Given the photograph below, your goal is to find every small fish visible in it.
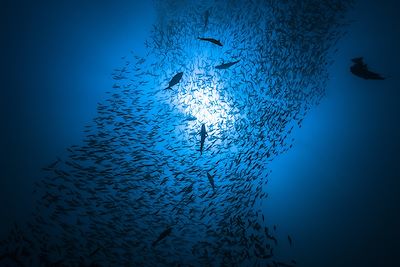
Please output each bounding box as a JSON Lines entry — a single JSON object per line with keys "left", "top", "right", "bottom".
{"left": 288, "top": 235, "right": 293, "bottom": 247}
{"left": 184, "top": 114, "right": 197, "bottom": 121}
{"left": 264, "top": 227, "right": 278, "bottom": 245}
{"left": 215, "top": 60, "right": 240, "bottom": 69}
{"left": 165, "top": 72, "right": 183, "bottom": 90}
{"left": 197, "top": 37, "right": 223, "bottom": 46}
{"left": 207, "top": 172, "right": 215, "bottom": 191}
{"left": 42, "top": 158, "right": 60, "bottom": 170}
{"left": 204, "top": 9, "right": 211, "bottom": 30}
{"left": 152, "top": 227, "right": 172, "bottom": 247}
{"left": 89, "top": 247, "right": 102, "bottom": 257}
{"left": 200, "top": 124, "right": 208, "bottom": 155}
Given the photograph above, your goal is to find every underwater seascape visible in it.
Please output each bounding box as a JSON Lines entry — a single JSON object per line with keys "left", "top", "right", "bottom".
{"left": 1, "top": 0, "right": 399, "bottom": 266}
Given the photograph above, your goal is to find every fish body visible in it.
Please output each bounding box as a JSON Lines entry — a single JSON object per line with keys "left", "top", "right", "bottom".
{"left": 197, "top": 37, "right": 223, "bottom": 46}
{"left": 152, "top": 227, "right": 172, "bottom": 247}
{"left": 204, "top": 9, "right": 210, "bottom": 30}
{"left": 207, "top": 172, "right": 215, "bottom": 191}
{"left": 200, "top": 124, "right": 207, "bottom": 155}
{"left": 165, "top": 72, "right": 183, "bottom": 90}
{"left": 288, "top": 235, "right": 293, "bottom": 246}
{"left": 185, "top": 114, "right": 197, "bottom": 121}
{"left": 264, "top": 227, "right": 278, "bottom": 245}
{"left": 350, "top": 57, "right": 385, "bottom": 80}
{"left": 215, "top": 60, "right": 240, "bottom": 69}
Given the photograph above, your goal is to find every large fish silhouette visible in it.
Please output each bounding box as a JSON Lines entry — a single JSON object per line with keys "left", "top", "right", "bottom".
{"left": 165, "top": 72, "right": 184, "bottom": 90}
{"left": 350, "top": 57, "right": 385, "bottom": 80}
{"left": 197, "top": 37, "right": 223, "bottom": 46}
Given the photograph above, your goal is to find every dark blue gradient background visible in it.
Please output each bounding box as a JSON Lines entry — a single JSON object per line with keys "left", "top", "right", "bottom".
{"left": 1, "top": 0, "right": 399, "bottom": 266}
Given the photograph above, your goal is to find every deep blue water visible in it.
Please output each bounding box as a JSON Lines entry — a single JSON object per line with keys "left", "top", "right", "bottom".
{"left": 1, "top": 0, "right": 399, "bottom": 266}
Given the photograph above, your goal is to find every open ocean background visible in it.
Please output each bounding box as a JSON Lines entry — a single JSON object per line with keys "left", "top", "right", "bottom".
{"left": 1, "top": 0, "right": 399, "bottom": 266}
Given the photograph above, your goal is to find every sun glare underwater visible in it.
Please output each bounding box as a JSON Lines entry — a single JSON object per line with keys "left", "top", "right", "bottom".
{"left": 0, "top": 0, "right": 358, "bottom": 266}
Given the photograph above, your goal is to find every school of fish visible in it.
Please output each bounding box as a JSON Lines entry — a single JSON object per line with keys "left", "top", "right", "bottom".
{"left": 0, "top": 0, "right": 354, "bottom": 266}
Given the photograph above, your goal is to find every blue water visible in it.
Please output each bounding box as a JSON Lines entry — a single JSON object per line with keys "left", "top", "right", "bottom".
{"left": 1, "top": 0, "right": 399, "bottom": 266}
{"left": 265, "top": 2, "right": 400, "bottom": 266}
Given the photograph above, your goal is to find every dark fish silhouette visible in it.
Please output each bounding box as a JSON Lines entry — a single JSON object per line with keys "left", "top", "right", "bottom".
{"left": 200, "top": 124, "right": 208, "bottom": 155}
{"left": 165, "top": 72, "right": 183, "bottom": 90}
{"left": 350, "top": 57, "right": 385, "bottom": 80}
{"left": 204, "top": 9, "right": 210, "bottom": 30}
{"left": 42, "top": 158, "right": 60, "bottom": 171}
{"left": 197, "top": 37, "right": 223, "bottom": 46}
{"left": 206, "top": 172, "right": 215, "bottom": 191}
{"left": 215, "top": 60, "right": 240, "bottom": 69}
{"left": 288, "top": 235, "right": 293, "bottom": 246}
{"left": 89, "top": 247, "right": 102, "bottom": 257}
{"left": 184, "top": 114, "right": 197, "bottom": 121}
{"left": 264, "top": 227, "right": 278, "bottom": 245}
{"left": 152, "top": 227, "right": 172, "bottom": 247}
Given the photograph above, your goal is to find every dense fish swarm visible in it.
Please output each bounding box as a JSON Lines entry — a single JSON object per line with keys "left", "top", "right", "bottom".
{"left": 0, "top": 0, "right": 354, "bottom": 266}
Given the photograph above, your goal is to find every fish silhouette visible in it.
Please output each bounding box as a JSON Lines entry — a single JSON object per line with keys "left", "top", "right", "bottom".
{"left": 350, "top": 57, "right": 385, "bottom": 80}
{"left": 165, "top": 72, "right": 183, "bottom": 90}
{"left": 152, "top": 227, "right": 172, "bottom": 247}
{"left": 200, "top": 124, "right": 208, "bottom": 155}
{"left": 197, "top": 37, "right": 223, "bottom": 46}
{"left": 215, "top": 60, "right": 240, "bottom": 69}
{"left": 207, "top": 172, "right": 215, "bottom": 191}
{"left": 204, "top": 9, "right": 211, "bottom": 30}
{"left": 288, "top": 235, "right": 293, "bottom": 247}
